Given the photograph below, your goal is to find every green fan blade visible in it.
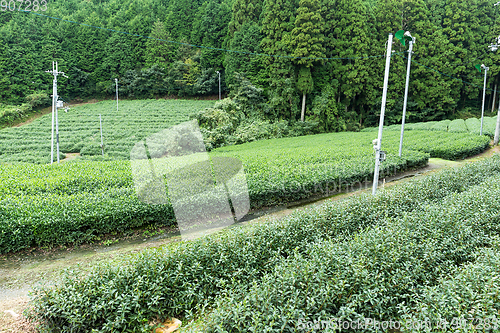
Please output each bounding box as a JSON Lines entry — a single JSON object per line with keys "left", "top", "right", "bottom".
{"left": 475, "top": 64, "right": 482, "bottom": 72}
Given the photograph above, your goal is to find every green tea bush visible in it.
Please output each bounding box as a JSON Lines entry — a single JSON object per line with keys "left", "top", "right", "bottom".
{"left": 27, "top": 156, "right": 500, "bottom": 332}
{"left": 0, "top": 189, "right": 175, "bottom": 253}
{"left": 403, "top": 131, "right": 490, "bottom": 160}
{"left": 200, "top": 175, "right": 500, "bottom": 331}
{"left": 430, "top": 119, "right": 450, "bottom": 131}
{"left": 0, "top": 130, "right": 492, "bottom": 253}
{"left": 400, "top": 240, "right": 500, "bottom": 330}
{"left": 465, "top": 117, "right": 481, "bottom": 135}
{"left": 449, "top": 119, "right": 468, "bottom": 133}
{"left": 406, "top": 121, "right": 438, "bottom": 130}
{"left": 483, "top": 116, "right": 497, "bottom": 137}
{"left": 0, "top": 99, "right": 213, "bottom": 163}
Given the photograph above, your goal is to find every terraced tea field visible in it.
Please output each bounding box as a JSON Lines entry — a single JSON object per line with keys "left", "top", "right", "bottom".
{"left": 0, "top": 99, "right": 215, "bottom": 164}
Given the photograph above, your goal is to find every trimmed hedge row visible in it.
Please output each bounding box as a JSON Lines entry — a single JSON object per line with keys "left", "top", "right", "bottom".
{"left": 199, "top": 174, "right": 500, "bottom": 331}
{"left": 0, "top": 189, "right": 175, "bottom": 253}
{"left": 361, "top": 116, "right": 498, "bottom": 138}
{"left": 27, "top": 156, "right": 500, "bottom": 332}
{"left": 401, "top": 240, "right": 500, "bottom": 328}
{"left": 0, "top": 129, "right": 492, "bottom": 253}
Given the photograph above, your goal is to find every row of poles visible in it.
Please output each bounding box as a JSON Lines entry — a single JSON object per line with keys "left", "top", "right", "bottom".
{"left": 373, "top": 30, "right": 500, "bottom": 195}
{"left": 46, "top": 62, "right": 117, "bottom": 164}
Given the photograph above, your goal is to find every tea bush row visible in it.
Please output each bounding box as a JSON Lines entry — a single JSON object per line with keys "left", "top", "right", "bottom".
{"left": 362, "top": 116, "right": 498, "bottom": 138}
{"left": 0, "top": 99, "right": 213, "bottom": 164}
{"left": 0, "top": 131, "right": 490, "bottom": 252}
{"left": 27, "top": 156, "right": 500, "bottom": 332}
{"left": 199, "top": 174, "right": 500, "bottom": 331}
{"left": 400, "top": 241, "right": 500, "bottom": 330}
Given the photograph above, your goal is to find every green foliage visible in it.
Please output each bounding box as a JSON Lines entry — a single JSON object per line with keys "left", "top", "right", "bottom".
{"left": 27, "top": 156, "right": 500, "bottom": 332}
{"left": 25, "top": 91, "right": 51, "bottom": 109}
{"left": 402, "top": 241, "right": 500, "bottom": 324}
{"left": 0, "top": 99, "right": 214, "bottom": 164}
{"left": 145, "top": 20, "right": 175, "bottom": 69}
{"left": 311, "top": 85, "right": 344, "bottom": 132}
{"left": 296, "top": 66, "right": 314, "bottom": 94}
{"left": 0, "top": 103, "right": 32, "bottom": 127}
{"left": 448, "top": 119, "right": 468, "bottom": 133}
{"left": 202, "top": 173, "right": 500, "bottom": 330}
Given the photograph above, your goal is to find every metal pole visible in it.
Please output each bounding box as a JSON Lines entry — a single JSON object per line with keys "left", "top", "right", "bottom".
{"left": 46, "top": 61, "right": 67, "bottom": 164}
{"left": 115, "top": 78, "right": 118, "bottom": 112}
{"left": 216, "top": 71, "right": 221, "bottom": 100}
{"left": 480, "top": 65, "right": 488, "bottom": 136}
{"left": 373, "top": 33, "right": 393, "bottom": 196}
{"left": 399, "top": 37, "right": 415, "bottom": 157}
{"left": 55, "top": 62, "right": 60, "bottom": 163}
{"left": 99, "top": 114, "right": 104, "bottom": 156}
{"left": 495, "top": 98, "right": 500, "bottom": 145}
{"left": 50, "top": 62, "right": 55, "bottom": 164}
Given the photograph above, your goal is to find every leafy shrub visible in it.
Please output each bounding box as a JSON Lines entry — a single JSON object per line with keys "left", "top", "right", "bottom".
{"left": 0, "top": 103, "right": 32, "bottom": 127}
{"left": 25, "top": 91, "right": 51, "bottom": 108}
{"left": 200, "top": 175, "right": 500, "bottom": 331}
{"left": 465, "top": 117, "right": 481, "bottom": 134}
{"left": 400, "top": 240, "right": 500, "bottom": 328}
{"left": 27, "top": 156, "right": 500, "bottom": 332}
{"left": 448, "top": 119, "right": 468, "bottom": 133}
{"left": 430, "top": 119, "right": 450, "bottom": 131}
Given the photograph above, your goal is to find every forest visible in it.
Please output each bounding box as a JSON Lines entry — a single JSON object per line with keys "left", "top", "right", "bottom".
{"left": 1, "top": 0, "right": 500, "bottom": 129}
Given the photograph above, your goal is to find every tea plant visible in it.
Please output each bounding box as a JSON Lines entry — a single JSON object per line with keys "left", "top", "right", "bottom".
{"left": 26, "top": 156, "right": 500, "bottom": 332}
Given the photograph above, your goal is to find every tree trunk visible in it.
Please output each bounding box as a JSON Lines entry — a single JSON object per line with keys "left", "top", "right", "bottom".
{"left": 492, "top": 79, "right": 498, "bottom": 114}
{"left": 301, "top": 92, "right": 306, "bottom": 122}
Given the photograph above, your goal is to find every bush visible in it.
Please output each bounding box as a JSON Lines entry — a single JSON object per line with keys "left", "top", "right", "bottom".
{"left": 200, "top": 174, "right": 500, "bottom": 331}
{"left": 401, "top": 240, "right": 500, "bottom": 329}
{"left": 448, "top": 119, "right": 468, "bottom": 133}
{"left": 27, "top": 156, "right": 500, "bottom": 332}
{"left": 0, "top": 103, "right": 32, "bottom": 127}
{"left": 25, "top": 91, "right": 50, "bottom": 108}
{"left": 429, "top": 119, "right": 450, "bottom": 131}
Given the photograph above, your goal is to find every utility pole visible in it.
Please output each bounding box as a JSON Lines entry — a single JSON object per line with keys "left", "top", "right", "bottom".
{"left": 399, "top": 33, "right": 415, "bottom": 157}
{"left": 216, "top": 71, "right": 221, "bottom": 100}
{"left": 115, "top": 78, "right": 118, "bottom": 112}
{"left": 373, "top": 33, "right": 393, "bottom": 195}
{"left": 480, "top": 64, "right": 489, "bottom": 136}
{"left": 45, "top": 61, "right": 67, "bottom": 164}
{"left": 489, "top": 35, "right": 500, "bottom": 144}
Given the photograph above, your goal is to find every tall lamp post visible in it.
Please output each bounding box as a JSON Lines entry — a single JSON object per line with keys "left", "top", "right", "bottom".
{"left": 479, "top": 64, "right": 489, "bottom": 136}
{"left": 216, "top": 71, "right": 221, "bottom": 100}
{"left": 399, "top": 31, "right": 415, "bottom": 157}
{"left": 489, "top": 35, "right": 500, "bottom": 145}
{"left": 373, "top": 33, "right": 394, "bottom": 195}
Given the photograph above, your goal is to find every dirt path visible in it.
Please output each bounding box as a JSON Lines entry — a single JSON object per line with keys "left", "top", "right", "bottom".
{"left": 0, "top": 147, "right": 498, "bottom": 332}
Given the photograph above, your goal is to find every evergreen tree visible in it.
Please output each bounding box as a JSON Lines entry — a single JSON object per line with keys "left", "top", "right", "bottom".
{"left": 145, "top": 20, "right": 175, "bottom": 69}
{"left": 288, "top": 0, "right": 325, "bottom": 121}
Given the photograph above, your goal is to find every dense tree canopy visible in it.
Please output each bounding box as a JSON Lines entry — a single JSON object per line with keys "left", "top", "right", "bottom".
{"left": 0, "top": 0, "right": 499, "bottom": 127}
